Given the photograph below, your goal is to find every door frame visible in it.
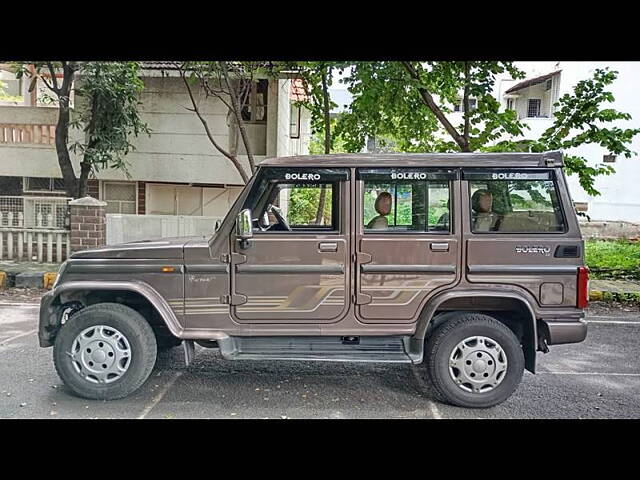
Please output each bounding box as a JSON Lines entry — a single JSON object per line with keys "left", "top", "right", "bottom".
{"left": 228, "top": 167, "right": 352, "bottom": 324}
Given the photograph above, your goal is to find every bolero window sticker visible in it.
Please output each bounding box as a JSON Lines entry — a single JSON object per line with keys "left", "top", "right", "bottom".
{"left": 462, "top": 169, "right": 553, "bottom": 181}
{"left": 357, "top": 168, "right": 458, "bottom": 181}
{"left": 260, "top": 167, "right": 350, "bottom": 182}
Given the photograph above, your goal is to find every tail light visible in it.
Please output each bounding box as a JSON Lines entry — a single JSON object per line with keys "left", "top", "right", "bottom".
{"left": 577, "top": 266, "right": 589, "bottom": 309}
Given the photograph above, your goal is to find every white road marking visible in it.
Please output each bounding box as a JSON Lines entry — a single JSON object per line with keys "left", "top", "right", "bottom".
{"left": 409, "top": 364, "right": 444, "bottom": 419}
{"left": 539, "top": 371, "right": 640, "bottom": 377}
{"left": 0, "top": 329, "right": 37, "bottom": 345}
{"left": 587, "top": 314, "right": 640, "bottom": 320}
{"left": 428, "top": 401, "right": 443, "bottom": 419}
{"left": 137, "top": 371, "right": 183, "bottom": 419}
{"left": 587, "top": 320, "right": 640, "bottom": 325}
{"left": 0, "top": 302, "right": 39, "bottom": 307}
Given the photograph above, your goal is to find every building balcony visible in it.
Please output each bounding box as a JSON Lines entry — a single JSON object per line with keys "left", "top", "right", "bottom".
{"left": 0, "top": 105, "right": 58, "bottom": 145}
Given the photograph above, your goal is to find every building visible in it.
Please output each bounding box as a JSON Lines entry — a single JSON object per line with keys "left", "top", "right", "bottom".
{"left": 496, "top": 62, "right": 640, "bottom": 223}
{"left": 0, "top": 62, "right": 311, "bottom": 233}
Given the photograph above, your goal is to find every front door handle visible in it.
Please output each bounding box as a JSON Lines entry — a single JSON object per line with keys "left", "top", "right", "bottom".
{"left": 318, "top": 242, "right": 338, "bottom": 252}
{"left": 430, "top": 242, "right": 449, "bottom": 252}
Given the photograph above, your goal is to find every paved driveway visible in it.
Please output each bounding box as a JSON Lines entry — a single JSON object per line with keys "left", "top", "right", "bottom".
{"left": 0, "top": 302, "right": 638, "bottom": 419}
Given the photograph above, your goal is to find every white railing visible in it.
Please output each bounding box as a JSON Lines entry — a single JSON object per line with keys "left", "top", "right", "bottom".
{"left": 0, "top": 106, "right": 59, "bottom": 145}
{"left": 0, "top": 212, "right": 69, "bottom": 263}
{"left": 0, "top": 197, "right": 72, "bottom": 263}
{"left": 0, "top": 123, "right": 56, "bottom": 144}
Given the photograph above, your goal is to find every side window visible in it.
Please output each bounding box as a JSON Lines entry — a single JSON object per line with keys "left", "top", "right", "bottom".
{"left": 360, "top": 169, "right": 454, "bottom": 233}
{"left": 241, "top": 167, "right": 349, "bottom": 233}
{"left": 466, "top": 170, "right": 566, "bottom": 233}
{"left": 259, "top": 182, "right": 336, "bottom": 230}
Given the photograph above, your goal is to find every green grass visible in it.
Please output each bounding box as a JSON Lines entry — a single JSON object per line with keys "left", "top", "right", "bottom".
{"left": 585, "top": 239, "right": 640, "bottom": 280}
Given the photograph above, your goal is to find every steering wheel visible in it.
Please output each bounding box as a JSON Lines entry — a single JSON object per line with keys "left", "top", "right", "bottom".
{"left": 266, "top": 204, "right": 292, "bottom": 231}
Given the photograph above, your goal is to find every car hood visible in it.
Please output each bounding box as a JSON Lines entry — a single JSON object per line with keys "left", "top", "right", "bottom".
{"left": 70, "top": 235, "right": 209, "bottom": 260}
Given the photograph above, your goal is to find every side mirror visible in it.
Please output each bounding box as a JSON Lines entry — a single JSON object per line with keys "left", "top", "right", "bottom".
{"left": 236, "top": 209, "right": 253, "bottom": 248}
{"left": 214, "top": 219, "right": 222, "bottom": 232}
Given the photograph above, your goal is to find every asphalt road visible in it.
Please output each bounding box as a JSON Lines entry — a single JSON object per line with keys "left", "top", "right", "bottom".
{"left": 0, "top": 301, "right": 639, "bottom": 419}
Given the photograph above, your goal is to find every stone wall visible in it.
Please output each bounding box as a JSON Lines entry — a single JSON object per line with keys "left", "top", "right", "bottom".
{"left": 579, "top": 220, "right": 640, "bottom": 240}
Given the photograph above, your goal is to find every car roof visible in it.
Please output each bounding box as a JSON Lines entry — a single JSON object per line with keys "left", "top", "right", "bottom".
{"left": 260, "top": 151, "right": 563, "bottom": 168}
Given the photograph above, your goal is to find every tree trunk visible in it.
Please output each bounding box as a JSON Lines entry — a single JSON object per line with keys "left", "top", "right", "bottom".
{"left": 78, "top": 89, "right": 98, "bottom": 198}
{"left": 462, "top": 61, "right": 471, "bottom": 152}
{"left": 77, "top": 161, "right": 92, "bottom": 197}
{"left": 54, "top": 62, "right": 79, "bottom": 197}
{"left": 180, "top": 68, "right": 250, "bottom": 183}
{"left": 401, "top": 61, "right": 469, "bottom": 152}
{"left": 322, "top": 66, "right": 331, "bottom": 154}
{"left": 315, "top": 65, "right": 331, "bottom": 225}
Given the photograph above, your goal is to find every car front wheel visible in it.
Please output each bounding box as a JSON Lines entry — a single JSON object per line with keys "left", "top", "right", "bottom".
{"left": 53, "top": 303, "right": 157, "bottom": 400}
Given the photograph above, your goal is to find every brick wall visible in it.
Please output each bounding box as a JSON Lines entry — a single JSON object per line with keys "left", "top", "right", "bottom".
{"left": 138, "top": 181, "right": 146, "bottom": 214}
{"left": 69, "top": 197, "right": 107, "bottom": 254}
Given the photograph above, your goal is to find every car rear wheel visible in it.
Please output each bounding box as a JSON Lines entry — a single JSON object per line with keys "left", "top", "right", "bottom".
{"left": 53, "top": 303, "right": 157, "bottom": 400}
{"left": 424, "top": 312, "right": 525, "bottom": 408}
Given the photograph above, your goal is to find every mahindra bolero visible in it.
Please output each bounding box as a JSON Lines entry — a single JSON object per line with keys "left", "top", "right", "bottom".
{"left": 39, "top": 151, "right": 588, "bottom": 408}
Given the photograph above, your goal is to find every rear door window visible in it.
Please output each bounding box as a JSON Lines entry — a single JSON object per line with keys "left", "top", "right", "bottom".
{"left": 463, "top": 170, "right": 566, "bottom": 233}
{"left": 358, "top": 168, "right": 457, "bottom": 233}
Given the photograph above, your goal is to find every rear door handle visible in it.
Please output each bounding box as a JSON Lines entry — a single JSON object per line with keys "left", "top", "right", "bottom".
{"left": 318, "top": 242, "right": 338, "bottom": 252}
{"left": 430, "top": 242, "right": 449, "bottom": 252}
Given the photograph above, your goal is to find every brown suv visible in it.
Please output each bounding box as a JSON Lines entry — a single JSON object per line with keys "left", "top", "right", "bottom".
{"left": 39, "top": 151, "right": 588, "bottom": 408}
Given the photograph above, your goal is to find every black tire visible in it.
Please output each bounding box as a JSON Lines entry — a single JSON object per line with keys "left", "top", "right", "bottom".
{"left": 424, "top": 312, "right": 525, "bottom": 408}
{"left": 53, "top": 303, "right": 157, "bottom": 400}
{"left": 156, "top": 333, "right": 182, "bottom": 350}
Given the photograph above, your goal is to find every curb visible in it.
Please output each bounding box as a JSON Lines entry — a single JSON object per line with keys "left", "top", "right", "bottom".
{"left": 0, "top": 270, "right": 58, "bottom": 290}
{"left": 589, "top": 289, "right": 640, "bottom": 304}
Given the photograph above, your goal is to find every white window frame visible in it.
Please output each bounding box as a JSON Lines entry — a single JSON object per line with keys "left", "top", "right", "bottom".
{"left": 454, "top": 97, "right": 477, "bottom": 112}
{"left": 527, "top": 98, "right": 542, "bottom": 118}
{"left": 240, "top": 79, "right": 268, "bottom": 124}
{"left": 290, "top": 103, "right": 301, "bottom": 139}
{"left": 22, "top": 177, "right": 67, "bottom": 195}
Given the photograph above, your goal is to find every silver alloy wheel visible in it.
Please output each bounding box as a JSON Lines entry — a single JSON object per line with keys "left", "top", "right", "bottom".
{"left": 448, "top": 336, "right": 508, "bottom": 394}
{"left": 68, "top": 325, "right": 132, "bottom": 384}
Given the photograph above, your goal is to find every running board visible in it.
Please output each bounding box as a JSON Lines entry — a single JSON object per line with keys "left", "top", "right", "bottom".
{"left": 217, "top": 336, "right": 420, "bottom": 364}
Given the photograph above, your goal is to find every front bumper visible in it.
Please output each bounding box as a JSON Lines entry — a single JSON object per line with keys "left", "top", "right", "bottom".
{"left": 541, "top": 319, "right": 588, "bottom": 345}
{"left": 38, "top": 290, "right": 59, "bottom": 348}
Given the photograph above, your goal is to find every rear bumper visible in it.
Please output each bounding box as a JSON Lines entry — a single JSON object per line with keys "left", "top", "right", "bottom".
{"left": 541, "top": 319, "right": 588, "bottom": 345}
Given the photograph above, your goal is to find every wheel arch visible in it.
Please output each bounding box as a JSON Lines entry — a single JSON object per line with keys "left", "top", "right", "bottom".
{"left": 415, "top": 289, "right": 538, "bottom": 373}
{"left": 40, "top": 281, "right": 183, "bottom": 347}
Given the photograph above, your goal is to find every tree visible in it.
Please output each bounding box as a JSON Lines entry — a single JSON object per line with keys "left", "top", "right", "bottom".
{"left": 291, "top": 62, "right": 342, "bottom": 223}
{"left": 334, "top": 62, "right": 640, "bottom": 196}
{"left": 14, "top": 62, "right": 150, "bottom": 198}
{"left": 488, "top": 68, "right": 640, "bottom": 196}
{"left": 177, "top": 61, "right": 274, "bottom": 184}
{"left": 15, "top": 62, "right": 80, "bottom": 196}
{"left": 308, "top": 117, "right": 349, "bottom": 155}
{"left": 335, "top": 61, "right": 527, "bottom": 153}
{"left": 69, "top": 62, "right": 150, "bottom": 197}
